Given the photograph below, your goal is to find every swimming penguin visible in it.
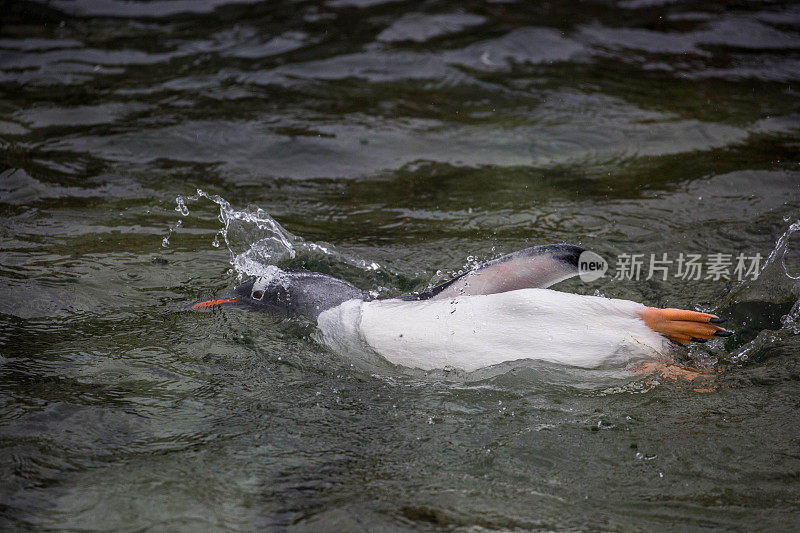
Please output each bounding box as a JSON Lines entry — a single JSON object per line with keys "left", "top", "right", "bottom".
{"left": 192, "top": 244, "right": 731, "bottom": 372}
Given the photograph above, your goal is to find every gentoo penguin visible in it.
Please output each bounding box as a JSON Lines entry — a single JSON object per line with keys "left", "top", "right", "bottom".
{"left": 192, "top": 245, "right": 731, "bottom": 371}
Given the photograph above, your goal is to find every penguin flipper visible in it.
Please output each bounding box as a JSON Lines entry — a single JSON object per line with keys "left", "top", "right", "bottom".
{"left": 408, "top": 244, "right": 586, "bottom": 300}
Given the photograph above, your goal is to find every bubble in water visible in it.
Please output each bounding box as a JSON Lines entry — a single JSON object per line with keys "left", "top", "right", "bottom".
{"left": 780, "top": 313, "right": 800, "bottom": 335}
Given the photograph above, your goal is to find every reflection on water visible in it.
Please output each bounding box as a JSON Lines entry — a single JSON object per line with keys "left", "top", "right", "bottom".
{"left": 2, "top": 0, "right": 800, "bottom": 529}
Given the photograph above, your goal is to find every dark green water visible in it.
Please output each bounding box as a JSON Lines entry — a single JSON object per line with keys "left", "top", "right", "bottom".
{"left": 2, "top": 0, "right": 800, "bottom": 530}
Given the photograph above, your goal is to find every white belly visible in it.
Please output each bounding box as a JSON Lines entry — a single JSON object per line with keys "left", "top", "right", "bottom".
{"left": 316, "top": 289, "right": 668, "bottom": 372}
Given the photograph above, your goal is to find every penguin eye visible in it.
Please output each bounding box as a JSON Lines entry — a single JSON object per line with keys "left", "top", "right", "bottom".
{"left": 251, "top": 290, "right": 264, "bottom": 300}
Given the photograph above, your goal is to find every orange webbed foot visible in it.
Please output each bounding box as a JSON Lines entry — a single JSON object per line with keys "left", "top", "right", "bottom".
{"left": 638, "top": 307, "right": 732, "bottom": 344}
{"left": 631, "top": 361, "right": 719, "bottom": 393}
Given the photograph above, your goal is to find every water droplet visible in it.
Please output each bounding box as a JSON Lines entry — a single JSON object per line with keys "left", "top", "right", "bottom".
{"left": 175, "top": 198, "right": 190, "bottom": 216}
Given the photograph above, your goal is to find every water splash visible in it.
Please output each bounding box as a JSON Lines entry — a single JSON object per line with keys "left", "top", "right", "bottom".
{"left": 167, "top": 190, "right": 503, "bottom": 298}
{"left": 426, "top": 249, "right": 498, "bottom": 290}
{"left": 162, "top": 219, "right": 182, "bottom": 248}
{"left": 724, "top": 220, "right": 800, "bottom": 363}
{"left": 722, "top": 220, "right": 800, "bottom": 306}
{"left": 169, "top": 189, "right": 383, "bottom": 280}
{"left": 171, "top": 189, "right": 297, "bottom": 278}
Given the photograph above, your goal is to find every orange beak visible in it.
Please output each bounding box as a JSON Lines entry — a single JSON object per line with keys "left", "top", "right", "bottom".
{"left": 191, "top": 298, "right": 237, "bottom": 310}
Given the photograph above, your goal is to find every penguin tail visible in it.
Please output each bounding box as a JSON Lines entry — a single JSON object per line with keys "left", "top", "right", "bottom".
{"left": 638, "top": 307, "right": 733, "bottom": 344}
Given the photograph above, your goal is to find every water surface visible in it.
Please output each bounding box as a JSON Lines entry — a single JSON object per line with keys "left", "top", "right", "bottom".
{"left": 2, "top": 0, "right": 800, "bottom": 530}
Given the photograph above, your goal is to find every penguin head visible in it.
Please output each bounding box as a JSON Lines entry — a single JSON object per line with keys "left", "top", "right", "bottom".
{"left": 191, "top": 276, "right": 281, "bottom": 311}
